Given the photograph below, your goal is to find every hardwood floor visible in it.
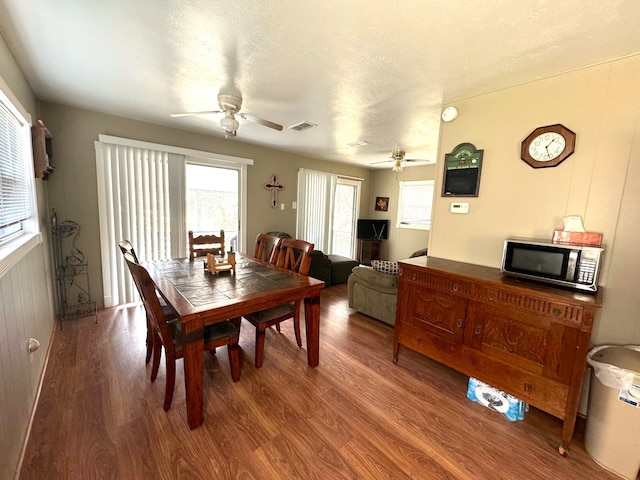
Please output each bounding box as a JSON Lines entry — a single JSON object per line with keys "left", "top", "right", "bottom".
{"left": 20, "top": 284, "right": 619, "bottom": 479}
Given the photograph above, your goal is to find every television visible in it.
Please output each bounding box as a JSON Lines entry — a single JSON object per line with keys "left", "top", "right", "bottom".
{"left": 357, "top": 219, "right": 389, "bottom": 240}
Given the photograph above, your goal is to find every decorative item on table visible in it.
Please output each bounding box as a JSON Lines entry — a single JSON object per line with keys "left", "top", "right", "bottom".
{"left": 466, "top": 377, "right": 529, "bottom": 422}
{"left": 205, "top": 250, "right": 236, "bottom": 275}
{"left": 552, "top": 215, "right": 603, "bottom": 247}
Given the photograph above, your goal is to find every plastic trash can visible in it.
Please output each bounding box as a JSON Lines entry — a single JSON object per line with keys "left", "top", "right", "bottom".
{"left": 585, "top": 345, "right": 640, "bottom": 480}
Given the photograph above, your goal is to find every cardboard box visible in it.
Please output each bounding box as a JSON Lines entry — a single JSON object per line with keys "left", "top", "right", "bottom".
{"left": 552, "top": 230, "right": 603, "bottom": 247}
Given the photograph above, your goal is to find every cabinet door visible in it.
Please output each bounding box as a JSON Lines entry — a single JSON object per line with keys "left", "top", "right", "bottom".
{"left": 403, "top": 285, "right": 467, "bottom": 345}
{"left": 465, "top": 301, "right": 578, "bottom": 384}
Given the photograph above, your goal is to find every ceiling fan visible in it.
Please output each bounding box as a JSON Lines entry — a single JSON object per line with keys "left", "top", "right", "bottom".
{"left": 371, "top": 149, "right": 426, "bottom": 172}
{"left": 170, "top": 93, "right": 283, "bottom": 138}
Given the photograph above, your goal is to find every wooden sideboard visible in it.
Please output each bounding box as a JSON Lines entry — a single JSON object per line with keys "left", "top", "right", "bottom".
{"left": 393, "top": 256, "right": 603, "bottom": 455}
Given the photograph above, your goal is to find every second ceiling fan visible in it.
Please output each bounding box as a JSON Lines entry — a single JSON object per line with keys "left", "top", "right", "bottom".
{"left": 171, "top": 93, "right": 283, "bottom": 138}
{"left": 371, "top": 149, "right": 427, "bottom": 172}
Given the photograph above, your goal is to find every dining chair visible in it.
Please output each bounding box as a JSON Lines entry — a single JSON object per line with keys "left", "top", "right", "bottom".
{"left": 253, "top": 233, "right": 282, "bottom": 264}
{"left": 188, "top": 230, "right": 225, "bottom": 261}
{"left": 122, "top": 252, "right": 241, "bottom": 410}
{"left": 237, "top": 238, "right": 314, "bottom": 368}
{"left": 118, "top": 240, "right": 180, "bottom": 365}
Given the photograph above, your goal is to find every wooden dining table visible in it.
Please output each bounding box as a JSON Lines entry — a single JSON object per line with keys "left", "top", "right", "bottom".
{"left": 146, "top": 254, "right": 325, "bottom": 429}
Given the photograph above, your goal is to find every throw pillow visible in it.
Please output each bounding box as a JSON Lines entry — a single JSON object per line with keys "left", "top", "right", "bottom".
{"left": 371, "top": 260, "right": 399, "bottom": 275}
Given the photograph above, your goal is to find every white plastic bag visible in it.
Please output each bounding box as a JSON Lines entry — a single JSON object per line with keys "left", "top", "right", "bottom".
{"left": 587, "top": 345, "right": 640, "bottom": 390}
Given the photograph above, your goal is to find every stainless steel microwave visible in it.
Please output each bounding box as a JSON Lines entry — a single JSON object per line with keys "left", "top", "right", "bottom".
{"left": 501, "top": 238, "right": 604, "bottom": 292}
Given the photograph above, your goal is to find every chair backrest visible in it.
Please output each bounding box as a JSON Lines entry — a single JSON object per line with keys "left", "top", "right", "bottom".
{"left": 189, "top": 230, "right": 225, "bottom": 261}
{"left": 118, "top": 239, "right": 140, "bottom": 263}
{"left": 122, "top": 252, "right": 176, "bottom": 351}
{"left": 275, "top": 238, "right": 314, "bottom": 276}
{"left": 253, "top": 233, "right": 282, "bottom": 264}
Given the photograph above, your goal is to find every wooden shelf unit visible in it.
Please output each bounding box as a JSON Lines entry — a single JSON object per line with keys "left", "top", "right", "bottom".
{"left": 357, "top": 239, "right": 381, "bottom": 265}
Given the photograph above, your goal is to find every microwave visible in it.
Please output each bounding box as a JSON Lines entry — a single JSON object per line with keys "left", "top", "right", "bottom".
{"left": 501, "top": 238, "right": 604, "bottom": 292}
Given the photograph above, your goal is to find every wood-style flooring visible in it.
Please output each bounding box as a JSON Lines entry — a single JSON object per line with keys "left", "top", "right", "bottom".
{"left": 19, "top": 284, "right": 619, "bottom": 479}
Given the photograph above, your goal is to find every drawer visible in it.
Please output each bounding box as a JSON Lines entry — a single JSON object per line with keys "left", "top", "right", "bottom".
{"left": 472, "top": 285, "right": 584, "bottom": 328}
{"left": 401, "top": 267, "right": 472, "bottom": 296}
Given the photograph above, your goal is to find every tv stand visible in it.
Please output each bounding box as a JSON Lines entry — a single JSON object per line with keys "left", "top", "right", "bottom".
{"left": 357, "top": 239, "right": 381, "bottom": 265}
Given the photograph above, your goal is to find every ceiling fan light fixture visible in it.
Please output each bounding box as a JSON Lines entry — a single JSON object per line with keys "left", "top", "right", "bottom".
{"left": 220, "top": 114, "right": 239, "bottom": 133}
{"left": 392, "top": 161, "right": 403, "bottom": 172}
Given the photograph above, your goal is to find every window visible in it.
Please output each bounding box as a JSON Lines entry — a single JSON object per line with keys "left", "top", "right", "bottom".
{"left": 396, "top": 180, "right": 434, "bottom": 230}
{"left": 186, "top": 163, "right": 239, "bottom": 251}
{"left": 296, "top": 169, "right": 361, "bottom": 256}
{"left": 95, "top": 135, "right": 252, "bottom": 306}
{"left": 0, "top": 77, "right": 39, "bottom": 278}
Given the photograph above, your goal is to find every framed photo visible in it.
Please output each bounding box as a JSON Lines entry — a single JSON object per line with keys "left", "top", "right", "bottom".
{"left": 375, "top": 197, "right": 389, "bottom": 211}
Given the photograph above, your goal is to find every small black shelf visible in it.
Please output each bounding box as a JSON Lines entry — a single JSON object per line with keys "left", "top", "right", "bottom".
{"left": 51, "top": 214, "right": 97, "bottom": 323}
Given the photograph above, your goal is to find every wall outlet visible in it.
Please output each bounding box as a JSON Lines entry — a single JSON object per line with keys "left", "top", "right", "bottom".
{"left": 280, "top": 203, "right": 285, "bottom": 210}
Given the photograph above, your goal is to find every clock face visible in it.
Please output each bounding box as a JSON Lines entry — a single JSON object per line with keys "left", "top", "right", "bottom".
{"left": 528, "top": 132, "right": 566, "bottom": 162}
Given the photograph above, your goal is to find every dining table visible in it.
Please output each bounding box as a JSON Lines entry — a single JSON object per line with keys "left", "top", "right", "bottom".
{"left": 146, "top": 253, "right": 325, "bottom": 429}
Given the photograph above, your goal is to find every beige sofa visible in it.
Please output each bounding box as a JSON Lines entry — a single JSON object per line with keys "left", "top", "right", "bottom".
{"left": 347, "top": 265, "right": 399, "bottom": 325}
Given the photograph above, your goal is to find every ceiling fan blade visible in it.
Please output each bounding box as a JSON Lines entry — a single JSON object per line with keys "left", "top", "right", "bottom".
{"left": 370, "top": 159, "right": 394, "bottom": 165}
{"left": 238, "top": 112, "right": 283, "bottom": 131}
{"left": 170, "top": 110, "right": 223, "bottom": 118}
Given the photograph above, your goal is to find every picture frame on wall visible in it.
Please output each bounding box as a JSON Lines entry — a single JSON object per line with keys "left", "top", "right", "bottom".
{"left": 375, "top": 197, "right": 389, "bottom": 211}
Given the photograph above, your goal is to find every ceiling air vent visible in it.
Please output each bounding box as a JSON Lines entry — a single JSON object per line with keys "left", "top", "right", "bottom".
{"left": 288, "top": 121, "right": 317, "bottom": 131}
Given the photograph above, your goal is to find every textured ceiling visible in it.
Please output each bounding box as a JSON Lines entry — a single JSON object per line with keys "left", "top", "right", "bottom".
{"left": 1, "top": 0, "right": 640, "bottom": 168}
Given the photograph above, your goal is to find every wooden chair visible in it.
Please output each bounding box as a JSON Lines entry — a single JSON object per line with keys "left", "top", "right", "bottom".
{"left": 189, "top": 230, "right": 225, "bottom": 261}
{"left": 122, "top": 252, "right": 241, "bottom": 410}
{"left": 118, "top": 240, "right": 179, "bottom": 365}
{"left": 253, "top": 233, "right": 282, "bottom": 264}
{"left": 237, "top": 238, "right": 314, "bottom": 368}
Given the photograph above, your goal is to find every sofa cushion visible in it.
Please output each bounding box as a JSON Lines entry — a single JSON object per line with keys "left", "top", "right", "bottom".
{"left": 351, "top": 265, "right": 398, "bottom": 291}
{"left": 371, "top": 260, "right": 399, "bottom": 275}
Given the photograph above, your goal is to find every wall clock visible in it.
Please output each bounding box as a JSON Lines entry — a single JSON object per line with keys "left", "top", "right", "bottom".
{"left": 521, "top": 124, "right": 576, "bottom": 168}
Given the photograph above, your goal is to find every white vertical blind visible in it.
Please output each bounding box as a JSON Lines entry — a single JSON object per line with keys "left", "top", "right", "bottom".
{"left": 296, "top": 169, "right": 337, "bottom": 252}
{"left": 96, "top": 142, "right": 182, "bottom": 306}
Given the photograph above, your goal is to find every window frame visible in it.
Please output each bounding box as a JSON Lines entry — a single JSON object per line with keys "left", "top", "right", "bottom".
{"left": 396, "top": 179, "right": 435, "bottom": 231}
{"left": 0, "top": 76, "right": 40, "bottom": 279}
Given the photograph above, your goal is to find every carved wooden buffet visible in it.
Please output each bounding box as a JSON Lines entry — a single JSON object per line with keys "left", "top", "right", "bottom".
{"left": 393, "top": 256, "right": 603, "bottom": 455}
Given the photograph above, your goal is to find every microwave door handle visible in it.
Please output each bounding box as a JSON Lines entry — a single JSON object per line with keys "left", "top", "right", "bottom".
{"left": 566, "top": 250, "right": 579, "bottom": 281}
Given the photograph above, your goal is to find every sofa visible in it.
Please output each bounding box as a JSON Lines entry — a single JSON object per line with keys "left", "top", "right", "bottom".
{"left": 267, "top": 232, "right": 359, "bottom": 286}
{"left": 347, "top": 249, "right": 428, "bottom": 326}
{"left": 348, "top": 264, "right": 399, "bottom": 325}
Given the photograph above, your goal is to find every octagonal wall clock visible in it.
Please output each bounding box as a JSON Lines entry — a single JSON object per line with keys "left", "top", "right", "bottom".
{"left": 521, "top": 124, "right": 576, "bottom": 168}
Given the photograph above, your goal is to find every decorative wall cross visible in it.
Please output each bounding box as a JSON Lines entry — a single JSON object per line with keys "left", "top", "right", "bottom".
{"left": 264, "top": 174, "right": 284, "bottom": 208}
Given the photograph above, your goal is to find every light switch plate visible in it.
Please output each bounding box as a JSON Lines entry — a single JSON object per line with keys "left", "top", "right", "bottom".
{"left": 450, "top": 202, "right": 469, "bottom": 214}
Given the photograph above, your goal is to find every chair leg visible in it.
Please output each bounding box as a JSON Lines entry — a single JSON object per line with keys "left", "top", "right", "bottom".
{"left": 150, "top": 332, "right": 162, "bottom": 381}
{"left": 163, "top": 351, "right": 176, "bottom": 411}
{"left": 255, "top": 324, "right": 267, "bottom": 368}
{"left": 228, "top": 342, "right": 241, "bottom": 381}
{"left": 275, "top": 322, "right": 281, "bottom": 333}
{"left": 145, "top": 314, "right": 153, "bottom": 364}
{"left": 293, "top": 301, "right": 303, "bottom": 348}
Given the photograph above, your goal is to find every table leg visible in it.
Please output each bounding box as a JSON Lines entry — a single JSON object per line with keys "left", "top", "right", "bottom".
{"left": 304, "top": 295, "right": 320, "bottom": 367}
{"left": 182, "top": 325, "right": 205, "bottom": 429}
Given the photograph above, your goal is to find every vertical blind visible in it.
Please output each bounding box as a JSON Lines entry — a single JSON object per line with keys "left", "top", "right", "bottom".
{"left": 96, "top": 142, "right": 180, "bottom": 306}
{"left": 0, "top": 99, "right": 30, "bottom": 240}
{"left": 296, "top": 169, "right": 337, "bottom": 252}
